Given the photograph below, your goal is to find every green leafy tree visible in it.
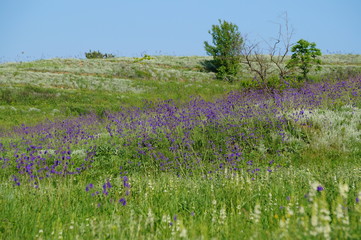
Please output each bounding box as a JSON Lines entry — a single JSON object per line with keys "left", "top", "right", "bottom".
{"left": 286, "top": 39, "right": 322, "bottom": 80}
{"left": 204, "top": 20, "right": 243, "bottom": 82}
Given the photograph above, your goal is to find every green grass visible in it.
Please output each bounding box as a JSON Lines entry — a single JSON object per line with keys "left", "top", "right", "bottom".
{"left": 1, "top": 55, "right": 361, "bottom": 239}
{"left": 1, "top": 162, "right": 360, "bottom": 239}
{"left": 0, "top": 56, "right": 246, "bottom": 129}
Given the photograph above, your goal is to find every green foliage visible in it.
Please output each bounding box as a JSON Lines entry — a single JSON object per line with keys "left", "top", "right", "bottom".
{"left": 133, "top": 54, "right": 154, "bottom": 63}
{"left": 286, "top": 39, "right": 322, "bottom": 80}
{"left": 85, "top": 50, "right": 115, "bottom": 59}
{"left": 204, "top": 20, "right": 243, "bottom": 82}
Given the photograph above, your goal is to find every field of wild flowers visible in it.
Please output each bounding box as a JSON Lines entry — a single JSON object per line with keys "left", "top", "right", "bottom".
{"left": 1, "top": 71, "right": 361, "bottom": 239}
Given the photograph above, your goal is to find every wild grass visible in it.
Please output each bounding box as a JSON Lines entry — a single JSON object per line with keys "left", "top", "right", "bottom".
{"left": 1, "top": 55, "right": 360, "bottom": 129}
{"left": 0, "top": 55, "right": 361, "bottom": 239}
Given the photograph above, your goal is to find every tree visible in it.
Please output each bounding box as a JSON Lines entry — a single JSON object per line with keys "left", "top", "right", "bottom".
{"left": 268, "top": 13, "right": 294, "bottom": 80}
{"left": 204, "top": 20, "right": 243, "bottom": 82}
{"left": 241, "top": 38, "right": 273, "bottom": 86}
{"left": 241, "top": 12, "right": 294, "bottom": 88}
{"left": 286, "top": 39, "right": 322, "bottom": 80}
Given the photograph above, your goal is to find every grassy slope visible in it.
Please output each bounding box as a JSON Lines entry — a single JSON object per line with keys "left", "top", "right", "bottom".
{"left": 1, "top": 55, "right": 360, "bottom": 129}
{"left": 0, "top": 56, "right": 221, "bottom": 128}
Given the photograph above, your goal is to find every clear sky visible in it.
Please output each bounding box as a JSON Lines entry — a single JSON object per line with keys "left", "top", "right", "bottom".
{"left": 1, "top": 0, "right": 360, "bottom": 62}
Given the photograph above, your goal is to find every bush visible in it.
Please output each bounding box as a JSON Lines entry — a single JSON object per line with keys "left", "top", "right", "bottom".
{"left": 204, "top": 20, "right": 243, "bottom": 82}
{"left": 133, "top": 54, "right": 154, "bottom": 63}
{"left": 85, "top": 50, "right": 115, "bottom": 59}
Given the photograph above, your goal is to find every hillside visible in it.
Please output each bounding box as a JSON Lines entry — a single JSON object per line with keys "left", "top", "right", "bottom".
{"left": 0, "top": 55, "right": 360, "bottom": 128}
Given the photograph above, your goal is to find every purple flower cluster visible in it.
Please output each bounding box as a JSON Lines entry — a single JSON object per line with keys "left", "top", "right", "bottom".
{"left": 2, "top": 114, "right": 101, "bottom": 186}
{"left": 85, "top": 177, "right": 130, "bottom": 206}
{"left": 85, "top": 183, "right": 94, "bottom": 192}
{"left": 1, "top": 76, "right": 361, "bottom": 188}
{"left": 103, "top": 77, "right": 361, "bottom": 177}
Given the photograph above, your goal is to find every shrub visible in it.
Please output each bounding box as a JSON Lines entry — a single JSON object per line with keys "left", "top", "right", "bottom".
{"left": 204, "top": 20, "right": 243, "bottom": 82}
{"left": 133, "top": 54, "right": 154, "bottom": 63}
{"left": 85, "top": 50, "right": 115, "bottom": 59}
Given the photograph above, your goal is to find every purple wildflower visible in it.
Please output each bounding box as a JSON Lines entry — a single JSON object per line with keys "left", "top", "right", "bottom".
{"left": 12, "top": 175, "right": 20, "bottom": 186}
{"left": 123, "top": 176, "right": 130, "bottom": 188}
{"left": 119, "top": 198, "right": 127, "bottom": 206}
{"left": 85, "top": 183, "right": 94, "bottom": 192}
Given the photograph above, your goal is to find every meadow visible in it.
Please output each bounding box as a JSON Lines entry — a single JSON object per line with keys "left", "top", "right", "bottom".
{"left": 1, "top": 55, "right": 361, "bottom": 239}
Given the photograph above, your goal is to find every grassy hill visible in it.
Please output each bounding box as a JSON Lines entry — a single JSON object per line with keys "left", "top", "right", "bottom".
{"left": 1, "top": 54, "right": 360, "bottom": 128}
{"left": 0, "top": 56, "right": 222, "bottom": 128}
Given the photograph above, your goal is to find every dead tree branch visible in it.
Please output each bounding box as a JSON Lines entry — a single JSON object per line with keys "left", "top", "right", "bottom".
{"left": 268, "top": 12, "right": 294, "bottom": 80}
{"left": 241, "top": 12, "right": 295, "bottom": 87}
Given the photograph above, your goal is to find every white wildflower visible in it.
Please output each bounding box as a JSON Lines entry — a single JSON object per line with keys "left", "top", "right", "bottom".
{"left": 179, "top": 226, "right": 188, "bottom": 238}
{"left": 162, "top": 214, "right": 171, "bottom": 228}
{"left": 335, "top": 202, "right": 350, "bottom": 230}
{"left": 279, "top": 218, "right": 286, "bottom": 228}
{"left": 146, "top": 208, "right": 155, "bottom": 229}
{"left": 310, "top": 202, "right": 318, "bottom": 236}
{"left": 286, "top": 205, "right": 294, "bottom": 217}
{"left": 250, "top": 203, "right": 261, "bottom": 224}
{"left": 148, "top": 179, "right": 154, "bottom": 191}
{"left": 319, "top": 200, "right": 332, "bottom": 240}
{"left": 339, "top": 183, "right": 349, "bottom": 199}
{"left": 299, "top": 206, "right": 305, "bottom": 214}
{"left": 219, "top": 206, "right": 227, "bottom": 225}
{"left": 211, "top": 198, "right": 218, "bottom": 223}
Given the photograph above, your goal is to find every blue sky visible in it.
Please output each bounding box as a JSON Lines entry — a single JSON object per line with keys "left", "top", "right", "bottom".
{"left": 1, "top": 0, "right": 360, "bottom": 62}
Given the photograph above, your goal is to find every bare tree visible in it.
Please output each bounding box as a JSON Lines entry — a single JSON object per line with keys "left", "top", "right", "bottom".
{"left": 268, "top": 12, "right": 294, "bottom": 80}
{"left": 241, "top": 37, "right": 273, "bottom": 87}
{"left": 241, "top": 13, "right": 294, "bottom": 88}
